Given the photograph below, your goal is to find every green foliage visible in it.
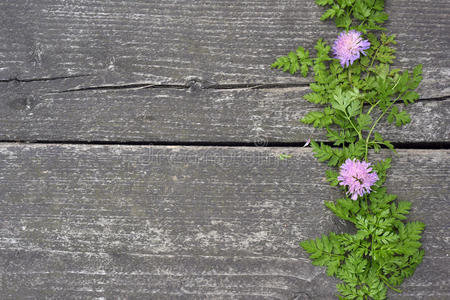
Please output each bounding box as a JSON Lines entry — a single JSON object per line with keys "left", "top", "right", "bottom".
{"left": 271, "top": 0, "right": 425, "bottom": 299}
{"left": 302, "top": 180, "right": 426, "bottom": 300}
{"left": 271, "top": 46, "right": 313, "bottom": 76}
{"left": 387, "top": 105, "right": 411, "bottom": 127}
{"left": 300, "top": 232, "right": 345, "bottom": 276}
{"left": 315, "top": 0, "right": 388, "bottom": 32}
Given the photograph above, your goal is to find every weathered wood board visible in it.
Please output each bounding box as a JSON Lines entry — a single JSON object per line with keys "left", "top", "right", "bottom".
{"left": 0, "top": 0, "right": 449, "bottom": 143}
{"left": 1, "top": 0, "right": 449, "bottom": 299}
{"left": 0, "top": 83, "right": 449, "bottom": 144}
{"left": 0, "top": 0, "right": 449, "bottom": 97}
{"left": 0, "top": 145, "right": 448, "bottom": 299}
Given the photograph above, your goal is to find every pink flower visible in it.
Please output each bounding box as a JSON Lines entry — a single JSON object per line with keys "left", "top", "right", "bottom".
{"left": 337, "top": 158, "right": 379, "bottom": 200}
{"left": 332, "top": 30, "right": 370, "bottom": 68}
{"left": 303, "top": 138, "right": 311, "bottom": 148}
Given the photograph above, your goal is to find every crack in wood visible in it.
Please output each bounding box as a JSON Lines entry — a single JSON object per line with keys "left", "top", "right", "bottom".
{"left": 0, "top": 140, "right": 448, "bottom": 150}
{"left": 0, "top": 74, "right": 91, "bottom": 83}
{"left": 416, "top": 95, "right": 450, "bottom": 103}
{"left": 51, "top": 82, "right": 310, "bottom": 93}
{"left": 1, "top": 76, "right": 448, "bottom": 103}
{"left": 42, "top": 79, "right": 449, "bottom": 103}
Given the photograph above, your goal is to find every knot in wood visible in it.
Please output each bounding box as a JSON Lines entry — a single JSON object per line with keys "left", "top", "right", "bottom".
{"left": 185, "top": 76, "right": 204, "bottom": 92}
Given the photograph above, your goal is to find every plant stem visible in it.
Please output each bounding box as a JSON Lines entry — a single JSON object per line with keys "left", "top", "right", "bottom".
{"left": 364, "top": 93, "right": 404, "bottom": 161}
{"left": 348, "top": 68, "right": 352, "bottom": 86}
{"left": 364, "top": 43, "right": 382, "bottom": 80}
{"left": 380, "top": 275, "right": 403, "bottom": 293}
{"left": 367, "top": 99, "right": 381, "bottom": 115}
{"left": 345, "top": 113, "right": 362, "bottom": 140}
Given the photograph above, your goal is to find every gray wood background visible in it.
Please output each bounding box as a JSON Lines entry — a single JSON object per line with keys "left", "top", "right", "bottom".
{"left": 0, "top": 0, "right": 449, "bottom": 299}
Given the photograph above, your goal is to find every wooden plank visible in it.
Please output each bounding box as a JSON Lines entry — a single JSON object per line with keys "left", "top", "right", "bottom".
{"left": 1, "top": 0, "right": 449, "bottom": 143}
{"left": 0, "top": 144, "right": 448, "bottom": 298}
{"left": 0, "top": 0, "right": 448, "bottom": 99}
{"left": 0, "top": 83, "right": 448, "bottom": 143}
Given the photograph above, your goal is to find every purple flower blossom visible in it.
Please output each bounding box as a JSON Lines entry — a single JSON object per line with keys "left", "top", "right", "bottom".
{"left": 303, "top": 138, "right": 311, "bottom": 148}
{"left": 337, "top": 158, "right": 379, "bottom": 200}
{"left": 332, "top": 30, "right": 370, "bottom": 68}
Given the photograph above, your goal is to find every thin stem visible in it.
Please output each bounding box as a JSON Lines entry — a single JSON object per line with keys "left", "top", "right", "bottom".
{"left": 345, "top": 112, "right": 362, "bottom": 140}
{"left": 346, "top": 8, "right": 353, "bottom": 31}
{"left": 348, "top": 68, "right": 352, "bottom": 86}
{"left": 364, "top": 44, "right": 382, "bottom": 81}
{"left": 359, "top": 19, "right": 367, "bottom": 29}
{"left": 364, "top": 93, "right": 404, "bottom": 161}
{"left": 367, "top": 99, "right": 382, "bottom": 115}
{"left": 380, "top": 276, "right": 403, "bottom": 293}
{"left": 365, "top": 194, "right": 369, "bottom": 211}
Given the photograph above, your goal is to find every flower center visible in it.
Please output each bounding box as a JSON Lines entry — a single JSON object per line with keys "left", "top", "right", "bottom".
{"left": 345, "top": 39, "right": 355, "bottom": 50}
{"left": 352, "top": 175, "right": 363, "bottom": 184}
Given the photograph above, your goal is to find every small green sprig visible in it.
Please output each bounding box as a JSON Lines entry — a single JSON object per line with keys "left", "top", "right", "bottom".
{"left": 316, "top": 0, "right": 389, "bottom": 32}
{"left": 272, "top": 1, "right": 424, "bottom": 299}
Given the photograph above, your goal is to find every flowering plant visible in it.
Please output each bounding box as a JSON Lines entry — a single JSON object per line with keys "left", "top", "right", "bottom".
{"left": 272, "top": 0, "right": 424, "bottom": 299}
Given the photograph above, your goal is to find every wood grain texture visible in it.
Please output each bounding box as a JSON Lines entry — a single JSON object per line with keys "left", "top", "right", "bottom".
{"left": 1, "top": 82, "right": 448, "bottom": 143}
{"left": 0, "top": 144, "right": 448, "bottom": 299}
{"left": 0, "top": 0, "right": 449, "bottom": 99}
{"left": 0, "top": 0, "right": 449, "bottom": 143}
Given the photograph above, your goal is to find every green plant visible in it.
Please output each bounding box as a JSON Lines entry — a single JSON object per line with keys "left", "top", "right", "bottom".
{"left": 272, "top": 1, "right": 424, "bottom": 299}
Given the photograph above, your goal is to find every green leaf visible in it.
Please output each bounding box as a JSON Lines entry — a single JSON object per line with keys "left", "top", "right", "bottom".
{"left": 316, "top": 0, "right": 334, "bottom": 5}
{"left": 387, "top": 106, "right": 411, "bottom": 127}
{"left": 301, "top": 233, "right": 345, "bottom": 276}
{"left": 357, "top": 114, "right": 372, "bottom": 130}
{"left": 353, "top": 0, "right": 371, "bottom": 20}
{"left": 373, "top": 0, "right": 385, "bottom": 11}
{"left": 342, "top": 140, "right": 366, "bottom": 160}
{"left": 326, "top": 169, "right": 340, "bottom": 186}
{"left": 301, "top": 110, "right": 333, "bottom": 128}
{"left": 300, "top": 64, "right": 308, "bottom": 77}
{"left": 409, "top": 64, "right": 423, "bottom": 89}
{"left": 395, "top": 71, "right": 410, "bottom": 93}
{"left": 311, "top": 141, "right": 343, "bottom": 166}
{"left": 335, "top": 14, "right": 352, "bottom": 28}
{"left": 402, "top": 91, "right": 420, "bottom": 105}
{"left": 347, "top": 99, "right": 361, "bottom": 117}
{"left": 321, "top": 8, "right": 337, "bottom": 21}
{"left": 372, "top": 132, "right": 396, "bottom": 154}
{"left": 327, "top": 128, "right": 358, "bottom": 146}
{"left": 413, "top": 64, "right": 423, "bottom": 79}
{"left": 391, "top": 201, "right": 412, "bottom": 220}
{"left": 304, "top": 92, "right": 326, "bottom": 104}
{"left": 271, "top": 56, "right": 290, "bottom": 73}
{"left": 326, "top": 198, "right": 360, "bottom": 222}
{"left": 272, "top": 46, "right": 313, "bottom": 76}
{"left": 370, "top": 11, "right": 389, "bottom": 24}
{"left": 288, "top": 51, "right": 300, "bottom": 74}
{"left": 315, "top": 39, "right": 332, "bottom": 62}
{"left": 404, "top": 221, "right": 425, "bottom": 241}
{"left": 295, "top": 46, "right": 313, "bottom": 77}
{"left": 296, "top": 46, "right": 308, "bottom": 60}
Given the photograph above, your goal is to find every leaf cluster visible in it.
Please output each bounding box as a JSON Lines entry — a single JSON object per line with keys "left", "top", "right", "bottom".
{"left": 302, "top": 165, "right": 425, "bottom": 299}
{"left": 271, "top": 46, "right": 313, "bottom": 76}
{"left": 316, "top": 0, "right": 388, "bottom": 32}
{"left": 298, "top": 34, "right": 422, "bottom": 163}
